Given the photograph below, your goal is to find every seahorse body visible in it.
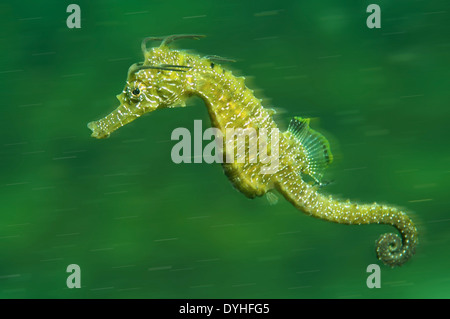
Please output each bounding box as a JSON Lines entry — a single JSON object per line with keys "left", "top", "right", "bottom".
{"left": 88, "top": 35, "right": 417, "bottom": 266}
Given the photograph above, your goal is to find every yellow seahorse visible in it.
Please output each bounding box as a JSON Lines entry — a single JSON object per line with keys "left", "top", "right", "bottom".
{"left": 88, "top": 35, "right": 417, "bottom": 267}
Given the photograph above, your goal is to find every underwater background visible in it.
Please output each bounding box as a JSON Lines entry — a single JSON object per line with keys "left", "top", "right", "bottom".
{"left": 0, "top": 0, "right": 449, "bottom": 298}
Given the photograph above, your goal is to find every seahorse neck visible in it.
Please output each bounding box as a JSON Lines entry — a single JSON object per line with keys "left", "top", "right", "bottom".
{"left": 187, "top": 69, "right": 275, "bottom": 133}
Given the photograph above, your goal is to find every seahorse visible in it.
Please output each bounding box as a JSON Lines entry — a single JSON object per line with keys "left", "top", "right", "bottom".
{"left": 88, "top": 35, "right": 417, "bottom": 267}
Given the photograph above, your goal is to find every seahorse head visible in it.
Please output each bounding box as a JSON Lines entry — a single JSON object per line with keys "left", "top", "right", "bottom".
{"left": 87, "top": 47, "right": 191, "bottom": 139}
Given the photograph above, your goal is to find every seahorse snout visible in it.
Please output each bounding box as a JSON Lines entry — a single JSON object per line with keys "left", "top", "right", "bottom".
{"left": 87, "top": 121, "right": 110, "bottom": 139}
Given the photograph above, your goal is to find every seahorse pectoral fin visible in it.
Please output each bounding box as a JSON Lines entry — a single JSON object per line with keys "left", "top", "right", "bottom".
{"left": 266, "top": 191, "right": 279, "bottom": 205}
{"left": 287, "top": 117, "right": 333, "bottom": 183}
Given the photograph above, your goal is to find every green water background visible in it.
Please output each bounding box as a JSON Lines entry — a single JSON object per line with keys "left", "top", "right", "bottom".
{"left": 0, "top": 0, "right": 449, "bottom": 298}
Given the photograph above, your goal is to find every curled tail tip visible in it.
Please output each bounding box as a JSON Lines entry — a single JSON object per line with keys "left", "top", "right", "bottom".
{"left": 372, "top": 205, "right": 418, "bottom": 267}
{"left": 376, "top": 231, "right": 417, "bottom": 267}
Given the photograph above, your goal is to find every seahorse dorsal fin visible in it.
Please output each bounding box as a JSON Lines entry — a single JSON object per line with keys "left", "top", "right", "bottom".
{"left": 287, "top": 117, "right": 333, "bottom": 183}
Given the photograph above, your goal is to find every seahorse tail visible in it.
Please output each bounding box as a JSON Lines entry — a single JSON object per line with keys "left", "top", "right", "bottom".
{"left": 312, "top": 197, "right": 418, "bottom": 267}
{"left": 276, "top": 174, "right": 418, "bottom": 266}
{"left": 313, "top": 197, "right": 418, "bottom": 267}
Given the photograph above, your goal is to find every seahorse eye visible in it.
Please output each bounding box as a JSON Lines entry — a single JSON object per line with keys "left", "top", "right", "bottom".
{"left": 132, "top": 88, "right": 140, "bottom": 96}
